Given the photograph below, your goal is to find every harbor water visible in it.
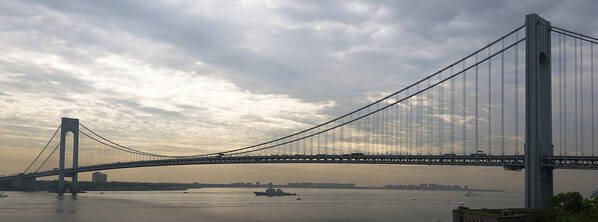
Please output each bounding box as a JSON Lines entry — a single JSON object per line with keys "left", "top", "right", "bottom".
{"left": 0, "top": 188, "right": 524, "bottom": 222}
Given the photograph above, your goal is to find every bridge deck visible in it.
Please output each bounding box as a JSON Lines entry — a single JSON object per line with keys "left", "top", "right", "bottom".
{"left": 1, "top": 154, "right": 595, "bottom": 180}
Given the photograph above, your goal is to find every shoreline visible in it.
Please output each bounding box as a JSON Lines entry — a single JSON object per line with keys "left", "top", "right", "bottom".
{"left": 0, "top": 180, "right": 504, "bottom": 192}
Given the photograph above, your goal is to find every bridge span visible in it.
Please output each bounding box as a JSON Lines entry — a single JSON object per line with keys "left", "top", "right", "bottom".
{"left": 2, "top": 14, "right": 598, "bottom": 209}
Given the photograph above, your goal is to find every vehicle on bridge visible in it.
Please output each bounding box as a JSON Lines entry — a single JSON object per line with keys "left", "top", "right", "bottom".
{"left": 470, "top": 150, "right": 487, "bottom": 156}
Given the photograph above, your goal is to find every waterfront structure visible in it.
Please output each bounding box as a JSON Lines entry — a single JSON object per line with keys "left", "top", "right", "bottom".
{"left": 287, "top": 182, "right": 356, "bottom": 189}
{"left": 452, "top": 207, "right": 542, "bottom": 222}
{"left": 1, "top": 14, "right": 597, "bottom": 209}
{"left": 92, "top": 172, "right": 107, "bottom": 184}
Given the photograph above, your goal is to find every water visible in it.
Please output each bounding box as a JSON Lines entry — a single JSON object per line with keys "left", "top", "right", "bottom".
{"left": 0, "top": 188, "right": 524, "bottom": 222}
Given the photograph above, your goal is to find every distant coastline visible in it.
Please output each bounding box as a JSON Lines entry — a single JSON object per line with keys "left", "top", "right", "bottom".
{"left": 197, "top": 182, "right": 504, "bottom": 192}
{"left": 0, "top": 180, "right": 189, "bottom": 191}
{"left": 0, "top": 180, "right": 503, "bottom": 192}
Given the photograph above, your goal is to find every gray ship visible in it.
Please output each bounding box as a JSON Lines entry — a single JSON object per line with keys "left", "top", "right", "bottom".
{"left": 254, "top": 184, "right": 296, "bottom": 196}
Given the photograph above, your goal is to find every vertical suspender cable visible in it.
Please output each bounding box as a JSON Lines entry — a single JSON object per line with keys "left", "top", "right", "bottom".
{"left": 414, "top": 86, "right": 417, "bottom": 154}
{"left": 318, "top": 127, "right": 321, "bottom": 154}
{"left": 340, "top": 122, "right": 344, "bottom": 155}
{"left": 369, "top": 107, "right": 372, "bottom": 154}
{"left": 559, "top": 34, "right": 563, "bottom": 156}
{"left": 439, "top": 73, "right": 443, "bottom": 154}
{"left": 575, "top": 39, "right": 578, "bottom": 155}
{"left": 581, "top": 41, "right": 584, "bottom": 156}
{"left": 391, "top": 104, "right": 394, "bottom": 154}
{"left": 429, "top": 79, "right": 433, "bottom": 154}
{"left": 378, "top": 103, "right": 381, "bottom": 154}
{"left": 396, "top": 97, "right": 399, "bottom": 154}
{"left": 397, "top": 97, "right": 401, "bottom": 154}
{"left": 295, "top": 135, "right": 299, "bottom": 155}
{"left": 403, "top": 92, "right": 407, "bottom": 154}
{"left": 475, "top": 53, "right": 479, "bottom": 154}
{"left": 419, "top": 84, "right": 423, "bottom": 155}
{"left": 463, "top": 60, "right": 467, "bottom": 155}
{"left": 392, "top": 102, "right": 396, "bottom": 154}
{"left": 380, "top": 109, "right": 388, "bottom": 153}
{"left": 564, "top": 35, "right": 568, "bottom": 155}
{"left": 357, "top": 111, "right": 361, "bottom": 154}
{"left": 399, "top": 99, "right": 403, "bottom": 154}
{"left": 373, "top": 103, "right": 380, "bottom": 154}
{"left": 488, "top": 47, "right": 492, "bottom": 155}
{"left": 501, "top": 39, "right": 505, "bottom": 156}
{"left": 325, "top": 129, "right": 328, "bottom": 155}
{"left": 373, "top": 106, "right": 376, "bottom": 154}
{"left": 409, "top": 90, "right": 413, "bottom": 155}
{"left": 592, "top": 43, "right": 595, "bottom": 156}
{"left": 381, "top": 108, "right": 390, "bottom": 153}
{"left": 310, "top": 133, "right": 313, "bottom": 155}
{"left": 451, "top": 66, "right": 455, "bottom": 154}
{"left": 515, "top": 31, "right": 520, "bottom": 155}
{"left": 351, "top": 116, "right": 355, "bottom": 155}
{"left": 388, "top": 105, "right": 391, "bottom": 154}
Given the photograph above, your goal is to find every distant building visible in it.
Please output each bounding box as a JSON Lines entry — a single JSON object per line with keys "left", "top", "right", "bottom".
{"left": 314, "top": 183, "right": 356, "bottom": 188}
{"left": 92, "top": 172, "right": 107, "bottom": 184}
{"left": 287, "top": 182, "right": 314, "bottom": 188}
{"left": 286, "top": 182, "right": 356, "bottom": 188}
{"left": 453, "top": 207, "right": 542, "bottom": 222}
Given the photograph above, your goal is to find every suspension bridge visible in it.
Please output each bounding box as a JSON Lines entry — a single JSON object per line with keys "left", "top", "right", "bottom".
{"left": 1, "top": 14, "right": 597, "bottom": 209}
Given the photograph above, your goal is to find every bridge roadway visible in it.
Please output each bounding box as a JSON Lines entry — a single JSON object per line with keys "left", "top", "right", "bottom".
{"left": 0, "top": 154, "right": 596, "bottom": 181}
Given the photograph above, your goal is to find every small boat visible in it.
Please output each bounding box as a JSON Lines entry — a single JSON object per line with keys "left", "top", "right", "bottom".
{"left": 465, "top": 191, "right": 478, "bottom": 197}
{"left": 99, "top": 192, "right": 104, "bottom": 194}
{"left": 183, "top": 191, "right": 189, "bottom": 194}
{"left": 254, "top": 183, "right": 296, "bottom": 196}
{"left": 296, "top": 195, "right": 302, "bottom": 200}
{"left": 0, "top": 192, "right": 7, "bottom": 198}
{"left": 457, "top": 201, "right": 465, "bottom": 207}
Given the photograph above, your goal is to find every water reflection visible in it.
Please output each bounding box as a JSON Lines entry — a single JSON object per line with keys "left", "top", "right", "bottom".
{"left": 55, "top": 193, "right": 78, "bottom": 214}
{"left": 0, "top": 189, "right": 524, "bottom": 222}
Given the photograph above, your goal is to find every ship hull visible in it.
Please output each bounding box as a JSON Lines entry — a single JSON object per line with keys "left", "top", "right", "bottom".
{"left": 254, "top": 192, "right": 296, "bottom": 196}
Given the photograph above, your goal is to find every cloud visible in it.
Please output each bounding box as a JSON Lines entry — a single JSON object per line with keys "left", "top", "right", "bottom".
{"left": 4, "top": 0, "right": 594, "bottom": 151}
{"left": 0, "top": 36, "right": 335, "bottom": 155}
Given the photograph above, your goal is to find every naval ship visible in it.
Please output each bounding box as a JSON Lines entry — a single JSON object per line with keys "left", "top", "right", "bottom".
{"left": 254, "top": 183, "right": 296, "bottom": 196}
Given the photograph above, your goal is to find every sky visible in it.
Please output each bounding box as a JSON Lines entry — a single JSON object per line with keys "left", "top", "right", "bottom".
{"left": 1, "top": 0, "right": 598, "bottom": 195}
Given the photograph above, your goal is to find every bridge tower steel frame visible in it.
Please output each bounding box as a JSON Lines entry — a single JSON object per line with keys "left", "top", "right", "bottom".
{"left": 58, "top": 117, "right": 79, "bottom": 195}
{"left": 524, "top": 14, "right": 553, "bottom": 209}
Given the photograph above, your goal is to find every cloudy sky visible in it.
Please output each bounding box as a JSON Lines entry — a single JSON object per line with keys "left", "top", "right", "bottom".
{"left": 1, "top": 0, "right": 598, "bottom": 194}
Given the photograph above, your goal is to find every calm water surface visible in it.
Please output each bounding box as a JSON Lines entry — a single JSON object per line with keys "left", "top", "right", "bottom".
{"left": 0, "top": 188, "right": 524, "bottom": 222}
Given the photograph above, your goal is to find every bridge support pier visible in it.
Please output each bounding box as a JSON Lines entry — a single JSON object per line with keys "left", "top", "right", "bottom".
{"left": 14, "top": 174, "right": 37, "bottom": 191}
{"left": 524, "top": 14, "right": 553, "bottom": 209}
{"left": 58, "top": 117, "right": 79, "bottom": 195}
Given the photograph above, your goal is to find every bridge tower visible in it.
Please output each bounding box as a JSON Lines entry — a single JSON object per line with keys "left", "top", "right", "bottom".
{"left": 524, "top": 14, "right": 553, "bottom": 209}
{"left": 58, "top": 117, "right": 79, "bottom": 195}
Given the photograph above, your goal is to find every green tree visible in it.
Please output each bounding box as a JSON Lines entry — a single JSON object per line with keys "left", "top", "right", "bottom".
{"left": 531, "top": 192, "right": 598, "bottom": 222}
